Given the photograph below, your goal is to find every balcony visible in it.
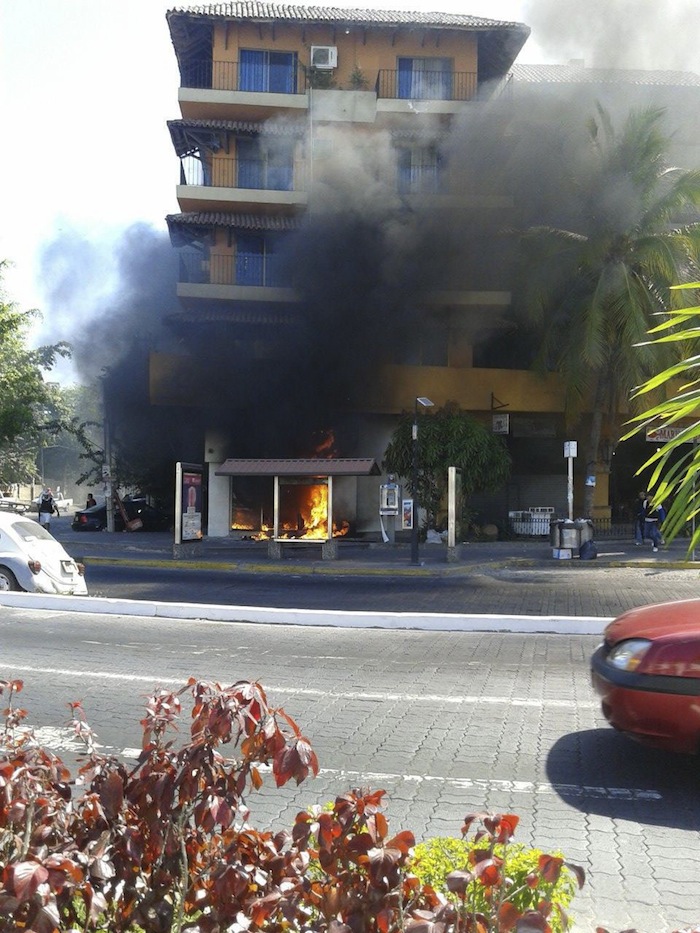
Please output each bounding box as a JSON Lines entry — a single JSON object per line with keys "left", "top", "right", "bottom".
{"left": 397, "top": 163, "right": 445, "bottom": 196}
{"left": 178, "top": 58, "right": 308, "bottom": 120}
{"left": 376, "top": 69, "right": 477, "bottom": 116}
{"left": 375, "top": 70, "right": 513, "bottom": 116}
{"left": 177, "top": 156, "right": 308, "bottom": 213}
{"left": 377, "top": 69, "right": 477, "bottom": 101}
{"left": 177, "top": 250, "right": 297, "bottom": 304}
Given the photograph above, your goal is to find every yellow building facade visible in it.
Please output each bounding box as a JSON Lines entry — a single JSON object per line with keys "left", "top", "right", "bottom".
{"left": 162, "top": 2, "right": 614, "bottom": 536}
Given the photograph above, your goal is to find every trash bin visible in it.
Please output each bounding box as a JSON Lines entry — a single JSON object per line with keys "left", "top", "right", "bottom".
{"left": 574, "top": 518, "right": 594, "bottom": 544}
{"left": 551, "top": 518, "right": 576, "bottom": 549}
{"left": 550, "top": 519, "right": 561, "bottom": 547}
{"left": 560, "top": 523, "right": 579, "bottom": 549}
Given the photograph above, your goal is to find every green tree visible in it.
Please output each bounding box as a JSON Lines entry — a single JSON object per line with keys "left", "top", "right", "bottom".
{"left": 383, "top": 402, "right": 511, "bottom": 529}
{"left": 0, "top": 263, "right": 70, "bottom": 485}
{"left": 623, "top": 282, "right": 700, "bottom": 552}
{"left": 517, "top": 105, "right": 700, "bottom": 516}
{"left": 37, "top": 382, "right": 105, "bottom": 489}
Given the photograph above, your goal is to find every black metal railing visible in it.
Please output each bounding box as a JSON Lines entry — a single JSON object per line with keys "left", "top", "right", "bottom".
{"left": 178, "top": 251, "right": 291, "bottom": 289}
{"left": 180, "top": 59, "right": 513, "bottom": 103}
{"left": 508, "top": 514, "right": 638, "bottom": 540}
{"left": 179, "top": 156, "right": 304, "bottom": 192}
{"left": 397, "top": 163, "right": 446, "bottom": 195}
{"left": 180, "top": 59, "right": 306, "bottom": 95}
{"left": 376, "top": 69, "right": 477, "bottom": 101}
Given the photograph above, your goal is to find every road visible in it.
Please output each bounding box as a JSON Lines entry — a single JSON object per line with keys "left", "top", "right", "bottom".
{"left": 83, "top": 561, "right": 502, "bottom": 611}
{"left": 80, "top": 560, "right": 700, "bottom": 618}
{"left": 1, "top": 605, "right": 698, "bottom": 933}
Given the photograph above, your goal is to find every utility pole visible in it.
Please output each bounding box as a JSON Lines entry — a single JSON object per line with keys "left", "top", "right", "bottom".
{"left": 103, "top": 381, "right": 115, "bottom": 533}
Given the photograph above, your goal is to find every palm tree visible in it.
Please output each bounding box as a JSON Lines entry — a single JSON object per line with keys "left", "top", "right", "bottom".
{"left": 623, "top": 282, "right": 700, "bottom": 553}
{"left": 516, "top": 104, "right": 700, "bottom": 516}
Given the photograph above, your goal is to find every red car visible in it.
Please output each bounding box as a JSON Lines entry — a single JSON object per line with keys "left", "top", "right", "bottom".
{"left": 591, "top": 599, "right": 700, "bottom": 754}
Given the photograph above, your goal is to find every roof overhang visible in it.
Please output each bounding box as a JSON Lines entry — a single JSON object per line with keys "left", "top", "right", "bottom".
{"left": 167, "top": 4, "right": 530, "bottom": 82}
{"left": 168, "top": 118, "right": 306, "bottom": 157}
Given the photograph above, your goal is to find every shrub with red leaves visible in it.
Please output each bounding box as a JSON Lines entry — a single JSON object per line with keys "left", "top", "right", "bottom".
{"left": 0, "top": 676, "right": 688, "bottom": 933}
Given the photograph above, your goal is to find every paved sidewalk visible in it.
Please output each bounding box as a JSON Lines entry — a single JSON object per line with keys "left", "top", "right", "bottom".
{"left": 25, "top": 519, "right": 700, "bottom": 628}
{"left": 54, "top": 519, "right": 699, "bottom": 576}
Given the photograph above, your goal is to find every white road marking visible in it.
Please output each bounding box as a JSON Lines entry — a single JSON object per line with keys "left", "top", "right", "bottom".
{"left": 136, "top": 759, "right": 658, "bottom": 802}
{"left": 17, "top": 711, "right": 662, "bottom": 805}
{"left": 311, "top": 768, "right": 662, "bottom": 801}
{"left": 0, "top": 663, "right": 597, "bottom": 708}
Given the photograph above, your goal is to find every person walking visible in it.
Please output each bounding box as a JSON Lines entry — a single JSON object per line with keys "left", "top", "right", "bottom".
{"left": 85, "top": 493, "right": 97, "bottom": 508}
{"left": 38, "top": 488, "right": 60, "bottom": 533}
{"left": 642, "top": 494, "right": 663, "bottom": 552}
{"left": 634, "top": 490, "right": 647, "bottom": 545}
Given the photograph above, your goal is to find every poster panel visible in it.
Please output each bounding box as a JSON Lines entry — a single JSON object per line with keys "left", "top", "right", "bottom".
{"left": 176, "top": 462, "right": 204, "bottom": 544}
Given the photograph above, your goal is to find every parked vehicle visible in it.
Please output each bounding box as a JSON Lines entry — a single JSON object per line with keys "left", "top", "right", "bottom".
{"left": 71, "top": 498, "right": 172, "bottom": 532}
{"left": 0, "top": 492, "right": 30, "bottom": 514}
{"left": 591, "top": 598, "right": 700, "bottom": 754}
{"left": 32, "top": 493, "right": 73, "bottom": 512}
{"left": 0, "top": 512, "right": 87, "bottom": 594}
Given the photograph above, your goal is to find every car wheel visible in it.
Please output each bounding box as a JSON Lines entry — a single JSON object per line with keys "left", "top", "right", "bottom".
{"left": 0, "top": 567, "right": 21, "bottom": 591}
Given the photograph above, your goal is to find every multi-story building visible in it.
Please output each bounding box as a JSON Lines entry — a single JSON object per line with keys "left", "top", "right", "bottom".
{"left": 159, "top": 2, "right": 619, "bottom": 538}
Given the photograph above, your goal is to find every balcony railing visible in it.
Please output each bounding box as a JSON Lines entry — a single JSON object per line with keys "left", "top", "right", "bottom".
{"left": 180, "top": 60, "right": 306, "bottom": 95}
{"left": 179, "top": 156, "right": 304, "bottom": 192}
{"left": 376, "top": 69, "right": 478, "bottom": 102}
{"left": 179, "top": 251, "right": 290, "bottom": 288}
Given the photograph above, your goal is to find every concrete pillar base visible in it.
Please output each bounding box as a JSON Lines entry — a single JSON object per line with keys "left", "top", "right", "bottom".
{"left": 446, "top": 545, "right": 461, "bottom": 563}
{"left": 172, "top": 541, "right": 204, "bottom": 560}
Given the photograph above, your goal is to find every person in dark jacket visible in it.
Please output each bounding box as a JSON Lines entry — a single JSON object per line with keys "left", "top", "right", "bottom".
{"left": 642, "top": 495, "right": 663, "bottom": 552}
{"left": 634, "top": 491, "right": 647, "bottom": 545}
{"left": 38, "top": 488, "right": 59, "bottom": 533}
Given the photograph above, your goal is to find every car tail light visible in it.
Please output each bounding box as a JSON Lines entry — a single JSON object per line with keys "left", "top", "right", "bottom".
{"left": 607, "top": 638, "right": 652, "bottom": 671}
{"left": 76, "top": 563, "right": 85, "bottom": 576}
{"left": 79, "top": 515, "right": 88, "bottom": 524}
{"left": 28, "top": 560, "right": 41, "bottom": 575}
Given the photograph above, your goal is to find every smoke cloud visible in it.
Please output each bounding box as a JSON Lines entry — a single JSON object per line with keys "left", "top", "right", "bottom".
{"left": 33, "top": 18, "right": 700, "bottom": 473}
{"left": 521, "top": 0, "right": 700, "bottom": 74}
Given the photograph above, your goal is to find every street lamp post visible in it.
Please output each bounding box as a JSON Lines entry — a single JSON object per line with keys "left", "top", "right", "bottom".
{"left": 411, "top": 396, "right": 434, "bottom": 565}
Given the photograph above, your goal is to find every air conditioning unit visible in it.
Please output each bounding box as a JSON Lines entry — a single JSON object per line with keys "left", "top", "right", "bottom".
{"left": 310, "top": 45, "right": 338, "bottom": 69}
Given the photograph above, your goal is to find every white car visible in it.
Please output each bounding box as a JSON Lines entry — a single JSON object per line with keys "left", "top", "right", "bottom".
{"left": 0, "top": 492, "right": 29, "bottom": 513}
{"left": 32, "top": 493, "right": 73, "bottom": 512}
{"left": 0, "top": 512, "right": 87, "bottom": 595}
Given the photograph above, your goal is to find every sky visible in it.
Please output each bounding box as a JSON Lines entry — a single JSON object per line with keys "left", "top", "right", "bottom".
{"left": 1, "top": 0, "right": 700, "bottom": 375}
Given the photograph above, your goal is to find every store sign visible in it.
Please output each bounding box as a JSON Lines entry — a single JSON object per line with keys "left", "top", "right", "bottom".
{"left": 646, "top": 426, "right": 693, "bottom": 443}
{"left": 492, "top": 413, "right": 510, "bottom": 434}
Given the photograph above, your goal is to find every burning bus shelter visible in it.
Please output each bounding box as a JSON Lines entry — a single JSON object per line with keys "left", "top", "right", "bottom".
{"left": 214, "top": 458, "right": 381, "bottom": 559}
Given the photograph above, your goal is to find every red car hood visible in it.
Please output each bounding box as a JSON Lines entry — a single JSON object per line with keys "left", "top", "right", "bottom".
{"left": 606, "top": 599, "right": 700, "bottom": 643}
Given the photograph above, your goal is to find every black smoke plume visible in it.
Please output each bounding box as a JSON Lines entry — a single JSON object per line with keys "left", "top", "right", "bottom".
{"left": 35, "top": 60, "right": 700, "bottom": 486}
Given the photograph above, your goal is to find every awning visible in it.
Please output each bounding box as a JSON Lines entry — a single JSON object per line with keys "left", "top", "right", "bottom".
{"left": 215, "top": 458, "right": 381, "bottom": 476}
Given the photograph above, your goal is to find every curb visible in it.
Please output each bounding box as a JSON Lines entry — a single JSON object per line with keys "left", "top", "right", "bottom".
{"left": 80, "top": 555, "right": 493, "bottom": 577}
{"left": 79, "top": 553, "right": 700, "bottom": 576}
{"left": 0, "top": 591, "right": 611, "bottom": 635}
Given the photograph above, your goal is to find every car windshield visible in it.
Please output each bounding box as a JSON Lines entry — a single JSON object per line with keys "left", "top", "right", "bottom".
{"left": 11, "top": 521, "right": 55, "bottom": 542}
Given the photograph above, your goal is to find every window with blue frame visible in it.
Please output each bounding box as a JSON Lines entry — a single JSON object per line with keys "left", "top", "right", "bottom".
{"left": 235, "top": 233, "right": 287, "bottom": 286}
{"left": 239, "top": 50, "right": 298, "bottom": 93}
{"left": 397, "top": 57, "right": 452, "bottom": 100}
{"left": 237, "top": 139, "right": 294, "bottom": 191}
{"left": 396, "top": 146, "right": 444, "bottom": 194}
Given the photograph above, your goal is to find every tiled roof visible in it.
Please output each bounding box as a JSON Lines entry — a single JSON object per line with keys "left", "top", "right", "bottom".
{"left": 167, "top": 307, "right": 297, "bottom": 324}
{"left": 167, "top": 118, "right": 305, "bottom": 136}
{"left": 168, "top": 118, "right": 306, "bottom": 156}
{"left": 511, "top": 63, "right": 700, "bottom": 87}
{"left": 215, "top": 457, "right": 381, "bottom": 475}
{"left": 166, "top": 212, "right": 301, "bottom": 230}
{"left": 168, "top": 2, "right": 526, "bottom": 30}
